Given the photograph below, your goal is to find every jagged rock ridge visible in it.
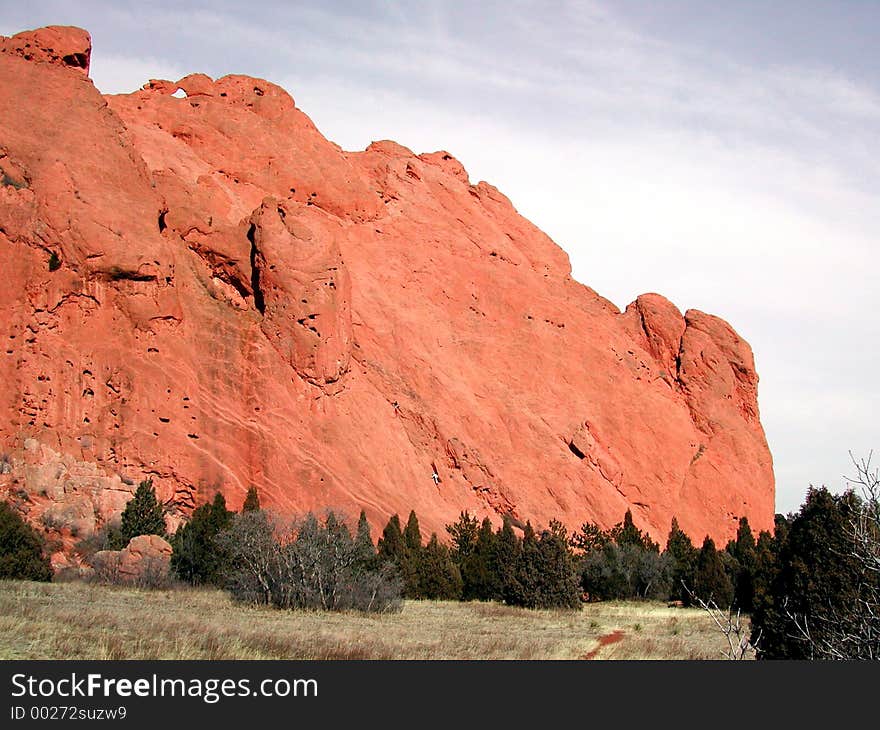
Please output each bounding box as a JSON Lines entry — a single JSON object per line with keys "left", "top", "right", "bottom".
{"left": 0, "top": 27, "right": 774, "bottom": 567}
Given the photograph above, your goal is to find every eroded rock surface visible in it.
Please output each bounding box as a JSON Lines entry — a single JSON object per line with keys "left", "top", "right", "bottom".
{"left": 0, "top": 26, "right": 775, "bottom": 554}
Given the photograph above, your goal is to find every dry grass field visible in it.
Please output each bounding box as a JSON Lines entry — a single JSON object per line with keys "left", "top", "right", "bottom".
{"left": 0, "top": 580, "right": 741, "bottom": 660}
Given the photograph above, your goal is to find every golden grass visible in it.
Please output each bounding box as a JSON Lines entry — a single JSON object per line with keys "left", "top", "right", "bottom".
{"left": 0, "top": 580, "right": 740, "bottom": 660}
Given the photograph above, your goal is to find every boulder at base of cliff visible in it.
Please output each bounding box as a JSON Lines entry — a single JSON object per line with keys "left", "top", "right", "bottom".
{"left": 90, "top": 535, "right": 172, "bottom": 587}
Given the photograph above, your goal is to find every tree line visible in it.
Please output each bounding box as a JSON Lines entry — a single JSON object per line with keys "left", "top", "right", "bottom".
{"left": 2, "top": 455, "right": 878, "bottom": 659}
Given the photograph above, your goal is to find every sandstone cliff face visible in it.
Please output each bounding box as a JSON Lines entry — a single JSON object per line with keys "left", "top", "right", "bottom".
{"left": 0, "top": 27, "right": 774, "bottom": 566}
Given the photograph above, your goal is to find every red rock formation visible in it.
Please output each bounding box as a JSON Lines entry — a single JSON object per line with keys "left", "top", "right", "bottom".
{"left": 90, "top": 535, "right": 172, "bottom": 584}
{"left": 0, "top": 26, "right": 774, "bottom": 566}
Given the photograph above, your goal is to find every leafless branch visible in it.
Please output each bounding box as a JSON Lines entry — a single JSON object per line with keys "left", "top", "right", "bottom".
{"left": 684, "top": 583, "right": 758, "bottom": 660}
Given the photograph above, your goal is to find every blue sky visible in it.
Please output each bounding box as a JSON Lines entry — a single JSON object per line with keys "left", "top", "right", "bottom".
{"left": 3, "top": 1, "right": 878, "bottom": 513}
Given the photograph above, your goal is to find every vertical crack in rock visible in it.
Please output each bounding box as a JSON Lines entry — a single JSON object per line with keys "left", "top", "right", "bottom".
{"left": 247, "top": 223, "right": 265, "bottom": 315}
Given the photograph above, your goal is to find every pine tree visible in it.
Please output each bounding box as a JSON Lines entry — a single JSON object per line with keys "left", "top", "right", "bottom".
{"left": 241, "top": 486, "right": 261, "bottom": 513}
{"left": 751, "top": 529, "right": 777, "bottom": 618}
{"left": 403, "top": 511, "right": 423, "bottom": 552}
{"left": 377, "top": 514, "right": 422, "bottom": 597}
{"left": 119, "top": 479, "right": 166, "bottom": 543}
{"left": 0, "top": 502, "right": 52, "bottom": 581}
{"left": 614, "top": 509, "right": 659, "bottom": 552}
{"left": 419, "top": 533, "right": 463, "bottom": 600}
{"left": 663, "top": 517, "right": 697, "bottom": 604}
{"left": 534, "top": 521, "right": 581, "bottom": 609}
{"left": 493, "top": 517, "right": 522, "bottom": 604}
{"left": 446, "top": 511, "right": 479, "bottom": 560}
{"left": 571, "top": 521, "right": 611, "bottom": 554}
{"left": 447, "top": 512, "right": 498, "bottom": 601}
{"left": 731, "top": 516, "right": 758, "bottom": 611}
{"left": 377, "top": 514, "right": 405, "bottom": 563}
{"left": 354, "top": 509, "right": 376, "bottom": 567}
{"left": 402, "top": 511, "right": 424, "bottom": 598}
{"left": 511, "top": 521, "right": 542, "bottom": 608}
{"left": 692, "top": 536, "right": 734, "bottom": 608}
{"left": 465, "top": 517, "right": 499, "bottom": 601}
{"left": 171, "top": 492, "right": 233, "bottom": 585}
{"left": 751, "top": 488, "right": 870, "bottom": 659}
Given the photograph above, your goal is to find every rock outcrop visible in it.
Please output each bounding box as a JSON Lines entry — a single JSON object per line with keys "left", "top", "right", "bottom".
{"left": 90, "top": 535, "right": 172, "bottom": 585}
{"left": 0, "top": 26, "right": 775, "bottom": 562}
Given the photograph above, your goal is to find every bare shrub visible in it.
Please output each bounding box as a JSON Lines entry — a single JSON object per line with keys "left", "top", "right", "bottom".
{"left": 216, "top": 510, "right": 402, "bottom": 613}
{"left": 89, "top": 552, "right": 122, "bottom": 585}
{"left": 133, "top": 556, "right": 172, "bottom": 590}
{"left": 685, "top": 584, "right": 759, "bottom": 660}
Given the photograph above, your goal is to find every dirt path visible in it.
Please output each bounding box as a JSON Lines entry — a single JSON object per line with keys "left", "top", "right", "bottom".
{"left": 583, "top": 630, "right": 625, "bottom": 660}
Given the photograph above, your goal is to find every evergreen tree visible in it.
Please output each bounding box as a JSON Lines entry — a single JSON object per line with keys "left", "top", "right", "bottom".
{"left": 419, "top": 534, "right": 463, "bottom": 600}
{"left": 751, "top": 488, "right": 871, "bottom": 659}
{"left": 171, "top": 492, "right": 233, "bottom": 585}
{"left": 354, "top": 510, "right": 376, "bottom": 567}
{"left": 614, "top": 509, "right": 659, "bottom": 552}
{"left": 447, "top": 512, "right": 498, "bottom": 601}
{"left": 492, "top": 517, "right": 522, "bottom": 604}
{"left": 377, "top": 514, "right": 405, "bottom": 564}
{"left": 465, "top": 517, "right": 499, "bottom": 601}
{"left": 403, "top": 511, "right": 423, "bottom": 553}
{"left": 119, "top": 479, "right": 166, "bottom": 544}
{"left": 692, "top": 536, "right": 734, "bottom": 608}
{"left": 534, "top": 521, "right": 581, "bottom": 609}
{"left": 730, "top": 516, "right": 758, "bottom": 611}
{"left": 378, "top": 513, "right": 421, "bottom": 598}
{"left": 570, "top": 521, "right": 611, "bottom": 554}
{"left": 401, "top": 511, "right": 424, "bottom": 598}
{"left": 446, "top": 511, "right": 479, "bottom": 560}
{"left": 663, "top": 517, "right": 697, "bottom": 604}
{"left": 510, "top": 522, "right": 542, "bottom": 608}
{"left": 0, "top": 502, "right": 52, "bottom": 581}
{"left": 751, "top": 529, "right": 777, "bottom": 617}
{"left": 241, "top": 486, "right": 261, "bottom": 513}
{"left": 210, "top": 493, "right": 232, "bottom": 527}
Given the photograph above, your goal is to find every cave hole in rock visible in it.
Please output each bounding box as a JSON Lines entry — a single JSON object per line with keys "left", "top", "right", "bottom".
{"left": 158, "top": 210, "right": 167, "bottom": 233}
{"left": 247, "top": 223, "right": 265, "bottom": 314}
{"left": 171, "top": 88, "right": 187, "bottom": 99}
{"left": 62, "top": 53, "right": 88, "bottom": 70}
{"left": 568, "top": 441, "right": 586, "bottom": 459}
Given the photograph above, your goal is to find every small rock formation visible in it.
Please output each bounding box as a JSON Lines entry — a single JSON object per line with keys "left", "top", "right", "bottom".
{"left": 0, "top": 26, "right": 91, "bottom": 74}
{"left": 90, "top": 535, "right": 172, "bottom": 585}
{"left": 0, "top": 26, "right": 775, "bottom": 552}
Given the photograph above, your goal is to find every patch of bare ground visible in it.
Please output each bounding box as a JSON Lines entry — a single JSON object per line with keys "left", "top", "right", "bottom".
{"left": 0, "top": 581, "right": 742, "bottom": 660}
